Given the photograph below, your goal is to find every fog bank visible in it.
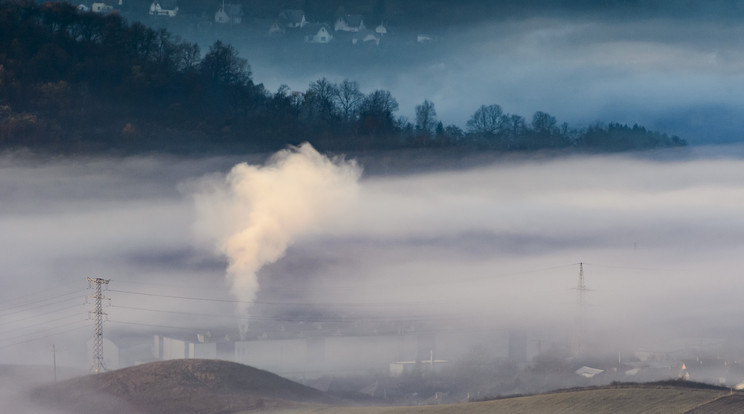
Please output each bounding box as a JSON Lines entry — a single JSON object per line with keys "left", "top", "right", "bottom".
{"left": 2, "top": 146, "right": 744, "bottom": 371}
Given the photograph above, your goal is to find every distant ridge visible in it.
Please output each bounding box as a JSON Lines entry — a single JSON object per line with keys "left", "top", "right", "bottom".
{"left": 33, "top": 359, "right": 336, "bottom": 414}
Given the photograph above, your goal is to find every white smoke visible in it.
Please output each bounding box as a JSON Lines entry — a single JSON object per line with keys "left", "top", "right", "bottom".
{"left": 192, "top": 143, "right": 361, "bottom": 336}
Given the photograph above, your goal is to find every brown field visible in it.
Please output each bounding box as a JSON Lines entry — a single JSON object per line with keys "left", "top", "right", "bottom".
{"left": 269, "top": 388, "right": 736, "bottom": 414}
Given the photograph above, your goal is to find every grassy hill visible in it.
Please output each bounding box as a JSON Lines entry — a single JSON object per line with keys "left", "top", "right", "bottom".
{"left": 32, "top": 359, "right": 337, "bottom": 414}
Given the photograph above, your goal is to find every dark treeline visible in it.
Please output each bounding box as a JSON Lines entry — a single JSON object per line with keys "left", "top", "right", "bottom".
{"left": 0, "top": 0, "right": 686, "bottom": 155}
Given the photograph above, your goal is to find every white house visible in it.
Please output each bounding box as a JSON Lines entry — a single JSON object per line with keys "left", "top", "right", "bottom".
{"left": 389, "top": 359, "right": 448, "bottom": 377}
{"left": 304, "top": 23, "right": 333, "bottom": 44}
{"left": 417, "top": 34, "right": 433, "bottom": 43}
{"left": 215, "top": 3, "right": 243, "bottom": 24}
{"left": 279, "top": 9, "right": 307, "bottom": 28}
{"left": 91, "top": 2, "right": 114, "bottom": 13}
{"left": 351, "top": 29, "right": 380, "bottom": 46}
{"left": 153, "top": 334, "right": 218, "bottom": 360}
{"left": 375, "top": 22, "right": 387, "bottom": 35}
{"left": 149, "top": 0, "right": 178, "bottom": 17}
{"left": 334, "top": 14, "right": 365, "bottom": 32}
{"left": 267, "top": 21, "right": 284, "bottom": 36}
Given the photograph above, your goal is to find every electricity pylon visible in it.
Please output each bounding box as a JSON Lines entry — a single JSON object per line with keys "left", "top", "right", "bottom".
{"left": 87, "top": 277, "right": 110, "bottom": 373}
{"left": 572, "top": 262, "right": 590, "bottom": 356}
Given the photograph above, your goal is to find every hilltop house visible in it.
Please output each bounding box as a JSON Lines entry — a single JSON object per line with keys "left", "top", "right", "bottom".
{"left": 215, "top": 3, "right": 243, "bottom": 24}
{"left": 351, "top": 28, "right": 380, "bottom": 46}
{"left": 154, "top": 334, "right": 219, "bottom": 360}
{"left": 334, "top": 14, "right": 365, "bottom": 32}
{"left": 91, "top": 2, "right": 114, "bottom": 13}
{"left": 279, "top": 9, "right": 307, "bottom": 28}
{"left": 304, "top": 23, "right": 333, "bottom": 43}
{"left": 417, "top": 34, "right": 433, "bottom": 43}
{"left": 149, "top": 0, "right": 178, "bottom": 17}
{"left": 375, "top": 22, "right": 387, "bottom": 36}
{"left": 267, "top": 20, "right": 284, "bottom": 36}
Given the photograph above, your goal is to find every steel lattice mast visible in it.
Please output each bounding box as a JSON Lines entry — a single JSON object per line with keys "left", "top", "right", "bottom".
{"left": 577, "top": 262, "right": 587, "bottom": 307}
{"left": 572, "top": 262, "right": 590, "bottom": 356}
{"left": 87, "top": 277, "right": 110, "bottom": 373}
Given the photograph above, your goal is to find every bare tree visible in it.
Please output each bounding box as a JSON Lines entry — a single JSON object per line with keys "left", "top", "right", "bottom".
{"left": 531, "top": 110, "right": 558, "bottom": 135}
{"left": 360, "top": 89, "right": 398, "bottom": 116}
{"left": 466, "top": 104, "right": 504, "bottom": 135}
{"left": 504, "top": 114, "right": 526, "bottom": 138}
{"left": 333, "top": 79, "right": 364, "bottom": 121}
{"left": 199, "top": 41, "right": 251, "bottom": 86}
{"left": 358, "top": 89, "right": 398, "bottom": 134}
{"left": 415, "top": 99, "right": 437, "bottom": 134}
{"left": 304, "top": 77, "right": 338, "bottom": 120}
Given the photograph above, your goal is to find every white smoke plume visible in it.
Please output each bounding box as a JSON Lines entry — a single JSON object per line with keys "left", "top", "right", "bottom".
{"left": 192, "top": 143, "right": 361, "bottom": 336}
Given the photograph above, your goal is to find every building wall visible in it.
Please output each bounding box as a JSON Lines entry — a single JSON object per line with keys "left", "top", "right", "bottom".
{"left": 232, "top": 334, "right": 423, "bottom": 375}
{"left": 162, "top": 336, "right": 187, "bottom": 360}
{"left": 189, "top": 342, "right": 217, "bottom": 359}
{"left": 389, "top": 360, "right": 448, "bottom": 377}
{"left": 234, "top": 338, "right": 308, "bottom": 372}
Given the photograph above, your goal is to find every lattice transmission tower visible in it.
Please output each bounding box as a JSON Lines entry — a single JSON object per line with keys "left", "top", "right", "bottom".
{"left": 572, "top": 262, "right": 590, "bottom": 356}
{"left": 577, "top": 262, "right": 588, "bottom": 307}
{"left": 87, "top": 277, "right": 110, "bottom": 373}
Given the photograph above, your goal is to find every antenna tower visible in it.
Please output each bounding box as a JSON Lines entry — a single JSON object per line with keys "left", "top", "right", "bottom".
{"left": 572, "top": 262, "right": 590, "bottom": 356}
{"left": 87, "top": 277, "right": 110, "bottom": 373}
{"left": 577, "top": 262, "right": 587, "bottom": 307}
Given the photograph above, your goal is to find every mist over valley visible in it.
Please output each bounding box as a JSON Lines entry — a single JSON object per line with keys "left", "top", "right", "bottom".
{"left": 2, "top": 0, "right": 744, "bottom": 411}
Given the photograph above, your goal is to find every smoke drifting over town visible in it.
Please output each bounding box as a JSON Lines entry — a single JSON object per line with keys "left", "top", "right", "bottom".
{"left": 5, "top": 1, "right": 744, "bottom": 410}
{"left": 191, "top": 143, "right": 361, "bottom": 336}
{"left": 3, "top": 146, "right": 744, "bottom": 373}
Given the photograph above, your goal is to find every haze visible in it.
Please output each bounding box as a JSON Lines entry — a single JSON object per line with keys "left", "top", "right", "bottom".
{"left": 3, "top": 1, "right": 744, "bottom": 406}
{"left": 2, "top": 146, "right": 744, "bottom": 371}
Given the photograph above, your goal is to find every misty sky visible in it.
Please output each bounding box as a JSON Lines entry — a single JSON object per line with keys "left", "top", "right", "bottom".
{"left": 240, "top": 8, "right": 744, "bottom": 144}
{"left": 3, "top": 146, "right": 744, "bottom": 369}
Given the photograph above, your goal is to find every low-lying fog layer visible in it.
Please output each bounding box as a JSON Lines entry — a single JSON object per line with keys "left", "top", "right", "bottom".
{"left": 2, "top": 146, "right": 744, "bottom": 370}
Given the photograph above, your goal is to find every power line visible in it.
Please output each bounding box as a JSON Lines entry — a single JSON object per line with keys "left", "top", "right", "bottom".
{"left": 108, "top": 262, "right": 578, "bottom": 298}
{"left": 0, "top": 302, "right": 87, "bottom": 327}
{"left": 110, "top": 278, "right": 227, "bottom": 292}
{"left": 109, "top": 319, "right": 218, "bottom": 331}
{"left": 0, "top": 287, "right": 86, "bottom": 312}
{"left": 109, "top": 304, "right": 448, "bottom": 323}
{"left": 0, "top": 320, "right": 89, "bottom": 350}
{"left": 109, "top": 288, "right": 247, "bottom": 303}
{"left": 582, "top": 262, "right": 677, "bottom": 273}
{"left": 0, "top": 310, "right": 89, "bottom": 336}
{"left": 0, "top": 290, "right": 86, "bottom": 316}
{"left": 103, "top": 261, "right": 581, "bottom": 315}
{"left": 108, "top": 288, "right": 434, "bottom": 308}
{"left": 109, "top": 318, "right": 532, "bottom": 338}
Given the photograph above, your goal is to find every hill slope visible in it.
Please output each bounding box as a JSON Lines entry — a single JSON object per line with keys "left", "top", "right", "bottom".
{"left": 270, "top": 385, "right": 740, "bottom": 414}
{"left": 33, "top": 359, "right": 336, "bottom": 414}
{"left": 29, "top": 361, "right": 744, "bottom": 414}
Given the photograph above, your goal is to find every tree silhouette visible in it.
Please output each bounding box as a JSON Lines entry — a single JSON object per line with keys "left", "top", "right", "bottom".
{"left": 467, "top": 104, "right": 504, "bottom": 135}
{"left": 415, "top": 99, "right": 437, "bottom": 135}
{"left": 333, "top": 79, "right": 364, "bottom": 121}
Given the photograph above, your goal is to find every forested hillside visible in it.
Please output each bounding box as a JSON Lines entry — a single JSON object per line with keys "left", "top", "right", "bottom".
{"left": 0, "top": 0, "right": 686, "bottom": 154}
